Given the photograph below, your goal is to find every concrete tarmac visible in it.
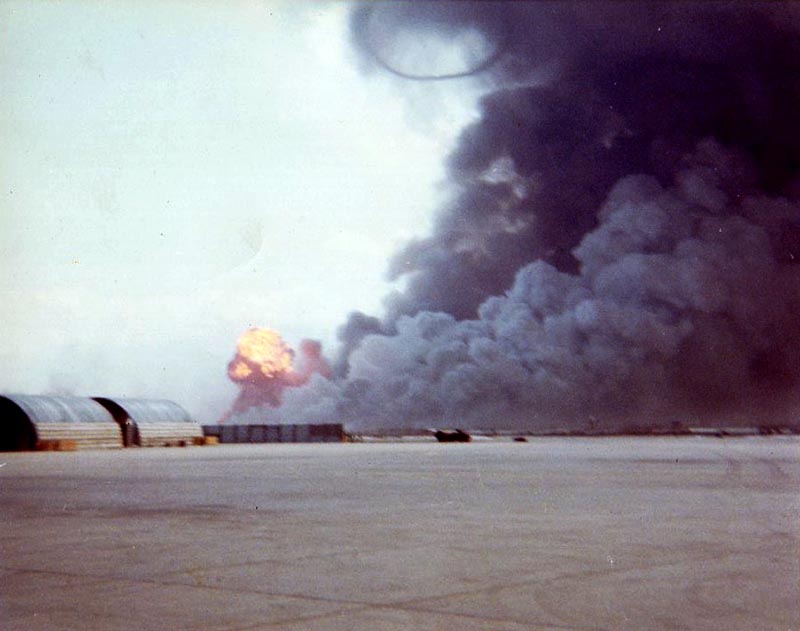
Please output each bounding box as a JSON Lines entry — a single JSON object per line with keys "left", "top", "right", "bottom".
{"left": 1, "top": 437, "right": 798, "bottom": 630}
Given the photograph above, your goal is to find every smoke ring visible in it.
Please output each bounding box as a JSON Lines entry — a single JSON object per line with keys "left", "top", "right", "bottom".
{"left": 361, "top": 5, "right": 509, "bottom": 81}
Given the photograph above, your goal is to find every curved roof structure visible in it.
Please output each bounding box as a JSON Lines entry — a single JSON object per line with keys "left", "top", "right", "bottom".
{"left": 3, "top": 394, "right": 115, "bottom": 424}
{"left": 94, "top": 398, "right": 193, "bottom": 424}
{"left": 93, "top": 397, "right": 202, "bottom": 447}
{"left": 0, "top": 394, "right": 122, "bottom": 451}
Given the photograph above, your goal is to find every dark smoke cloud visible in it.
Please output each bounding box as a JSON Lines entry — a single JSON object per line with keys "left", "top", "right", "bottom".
{"left": 333, "top": 311, "right": 385, "bottom": 379}
{"left": 279, "top": 2, "right": 800, "bottom": 431}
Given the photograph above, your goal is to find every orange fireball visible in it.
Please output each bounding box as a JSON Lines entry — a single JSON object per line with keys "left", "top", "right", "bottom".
{"left": 228, "top": 328, "right": 294, "bottom": 383}
{"left": 220, "top": 327, "right": 332, "bottom": 422}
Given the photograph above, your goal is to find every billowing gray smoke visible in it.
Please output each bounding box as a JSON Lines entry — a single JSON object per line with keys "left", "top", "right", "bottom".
{"left": 276, "top": 1, "right": 800, "bottom": 431}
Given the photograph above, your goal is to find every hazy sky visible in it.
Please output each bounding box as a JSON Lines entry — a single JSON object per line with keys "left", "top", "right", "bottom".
{"left": 0, "top": 1, "right": 481, "bottom": 421}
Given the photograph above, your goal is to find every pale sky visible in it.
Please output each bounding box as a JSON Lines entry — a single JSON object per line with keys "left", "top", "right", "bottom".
{"left": 0, "top": 0, "right": 481, "bottom": 422}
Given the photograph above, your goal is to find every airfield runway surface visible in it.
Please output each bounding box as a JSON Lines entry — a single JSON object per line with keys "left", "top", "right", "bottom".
{"left": 1, "top": 437, "right": 798, "bottom": 631}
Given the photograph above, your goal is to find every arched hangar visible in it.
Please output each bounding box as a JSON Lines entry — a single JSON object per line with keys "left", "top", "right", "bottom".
{"left": 93, "top": 397, "right": 203, "bottom": 447}
{"left": 0, "top": 394, "right": 123, "bottom": 451}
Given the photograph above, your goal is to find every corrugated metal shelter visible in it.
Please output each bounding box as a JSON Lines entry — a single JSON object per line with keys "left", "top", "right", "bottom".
{"left": 0, "top": 394, "right": 123, "bottom": 451}
{"left": 203, "top": 423, "right": 344, "bottom": 444}
{"left": 94, "top": 398, "right": 202, "bottom": 447}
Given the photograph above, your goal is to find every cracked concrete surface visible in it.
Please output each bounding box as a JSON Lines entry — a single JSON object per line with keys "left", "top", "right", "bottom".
{"left": 1, "top": 438, "right": 798, "bottom": 630}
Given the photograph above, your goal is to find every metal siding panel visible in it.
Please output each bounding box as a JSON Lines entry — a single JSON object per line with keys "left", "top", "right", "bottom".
{"left": 202, "top": 425, "right": 221, "bottom": 438}
{"left": 35, "top": 422, "right": 123, "bottom": 449}
{"left": 309, "top": 423, "right": 344, "bottom": 442}
{"left": 221, "top": 426, "right": 236, "bottom": 443}
{"left": 136, "top": 422, "right": 203, "bottom": 447}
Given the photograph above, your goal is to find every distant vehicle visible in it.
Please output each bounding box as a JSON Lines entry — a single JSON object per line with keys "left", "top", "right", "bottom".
{"left": 433, "top": 428, "right": 472, "bottom": 443}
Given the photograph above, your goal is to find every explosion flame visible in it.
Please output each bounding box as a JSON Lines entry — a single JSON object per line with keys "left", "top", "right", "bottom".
{"left": 228, "top": 328, "right": 294, "bottom": 383}
{"left": 221, "top": 327, "right": 331, "bottom": 422}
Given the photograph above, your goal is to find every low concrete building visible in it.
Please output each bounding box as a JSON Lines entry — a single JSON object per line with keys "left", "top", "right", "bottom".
{"left": 203, "top": 423, "right": 344, "bottom": 444}
{"left": 0, "top": 394, "right": 123, "bottom": 451}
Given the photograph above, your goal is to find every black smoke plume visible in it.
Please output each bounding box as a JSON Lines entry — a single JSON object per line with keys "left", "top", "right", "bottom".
{"left": 278, "top": 2, "right": 800, "bottom": 432}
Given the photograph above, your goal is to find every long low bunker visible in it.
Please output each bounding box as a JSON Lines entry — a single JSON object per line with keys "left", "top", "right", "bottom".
{"left": 202, "top": 423, "right": 344, "bottom": 443}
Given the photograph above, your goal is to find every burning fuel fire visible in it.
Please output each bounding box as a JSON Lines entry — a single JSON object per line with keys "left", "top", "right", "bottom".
{"left": 221, "top": 327, "right": 331, "bottom": 422}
